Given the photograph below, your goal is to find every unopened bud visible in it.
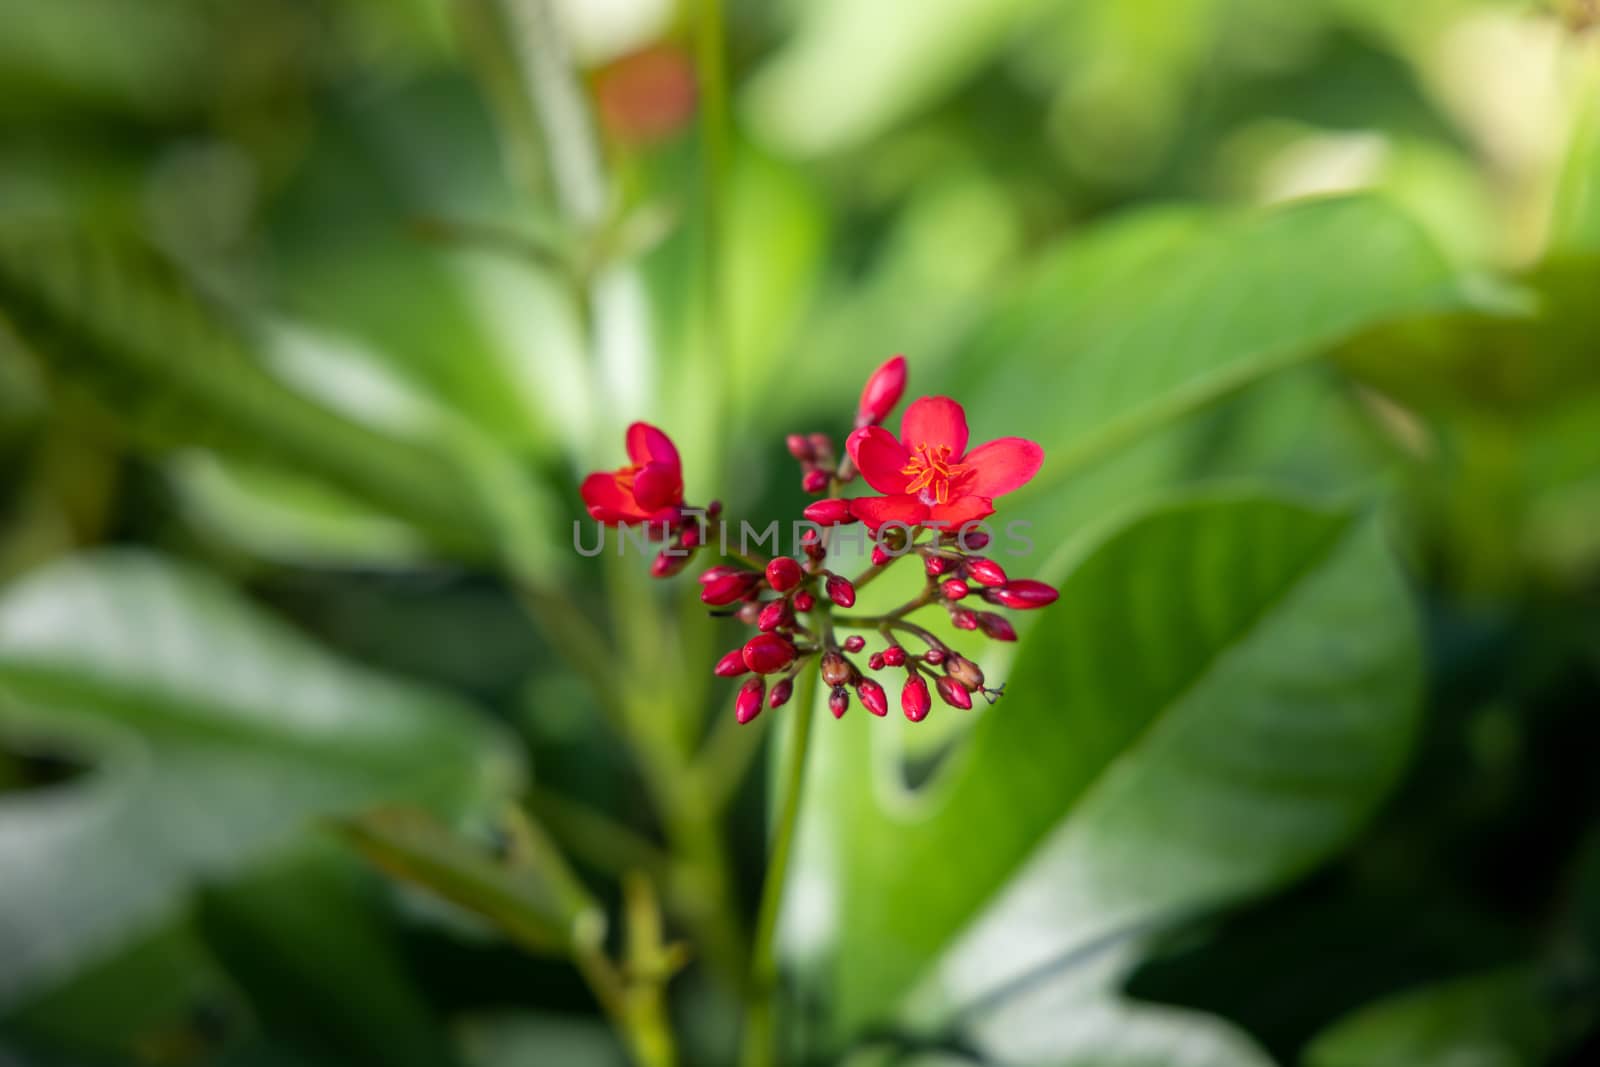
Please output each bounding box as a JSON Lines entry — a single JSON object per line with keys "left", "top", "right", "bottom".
{"left": 985, "top": 580, "right": 1059, "bottom": 610}
{"left": 871, "top": 545, "right": 892, "bottom": 567}
{"left": 786, "top": 434, "right": 814, "bottom": 462}
{"left": 856, "top": 679, "right": 889, "bottom": 717}
{"left": 793, "top": 590, "right": 816, "bottom": 612}
{"left": 945, "top": 654, "right": 985, "bottom": 691}
{"left": 743, "top": 633, "right": 797, "bottom": 675}
{"left": 901, "top": 675, "right": 931, "bottom": 722}
{"left": 820, "top": 651, "right": 852, "bottom": 688}
{"left": 976, "top": 612, "right": 1017, "bottom": 641}
{"left": 936, "top": 676, "right": 973, "bottom": 710}
{"left": 951, "top": 608, "right": 979, "bottom": 630}
{"left": 807, "top": 433, "right": 834, "bottom": 464}
{"left": 768, "top": 678, "right": 794, "bottom": 709}
{"left": 828, "top": 686, "right": 850, "bottom": 719}
{"left": 803, "top": 499, "right": 854, "bottom": 526}
{"left": 941, "top": 578, "right": 970, "bottom": 600}
{"left": 882, "top": 645, "right": 906, "bottom": 667}
{"left": 699, "top": 564, "right": 741, "bottom": 585}
{"left": 867, "top": 653, "right": 885, "bottom": 671}
{"left": 714, "top": 649, "right": 749, "bottom": 678}
{"left": 855, "top": 354, "right": 907, "bottom": 429}
{"left": 923, "top": 648, "right": 947, "bottom": 666}
{"left": 825, "top": 574, "right": 856, "bottom": 608}
{"left": 965, "top": 558, "right": 1008, "bottom": 586}
{"left": 842, "top": 635, "right": 865, "bottom": 652}
{"left": 757, "top": 599, "right": 790, "bottom": 633}
{"left": 652, "top": 550, "right": 691, "bottom": 578}
{"left": 766, "top": 556, "right": 804, "bottom": 592}
{"left": 802, "top": 468, "right": 830, "bottom": 494}
{"left": 701, "top": 570, "right": 761, "bottom": 606}
{"left": 736, "top": 678, "right": 766, "bottom": 724}
{"left": 924, "top": 555, "right": 951, "bottom": 577}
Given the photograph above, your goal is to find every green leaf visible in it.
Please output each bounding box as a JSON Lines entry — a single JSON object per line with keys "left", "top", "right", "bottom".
{"left": 951, "top": 195, "right": 1464, "bottom": 497}
{"left": 0, "top": 550, "right": 520, "bottom": 1009}
{"left": 790, "top": 494, "right": 1422, "bottom": 1045}
{"left": 1304, "top": 970, "right": 1555, "bottom": 1067}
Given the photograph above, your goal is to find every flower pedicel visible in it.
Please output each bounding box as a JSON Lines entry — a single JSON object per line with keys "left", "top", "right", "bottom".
{"left": 580, "top": 355, "right": 1058, "bottom": 723}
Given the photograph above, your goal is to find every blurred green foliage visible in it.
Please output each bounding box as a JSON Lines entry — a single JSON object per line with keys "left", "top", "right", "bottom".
{"left": 1, "top": 0, "right": 1598, "bottom": 1065}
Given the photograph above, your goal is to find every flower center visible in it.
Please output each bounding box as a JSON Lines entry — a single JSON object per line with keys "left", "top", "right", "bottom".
{"left": 900, "top": 443, "right": 971, "bottom": 505}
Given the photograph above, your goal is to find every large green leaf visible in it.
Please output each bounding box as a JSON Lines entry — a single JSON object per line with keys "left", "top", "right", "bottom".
{"left": 787, "top": 494, "right": 1422, "bottom": 1048}
{"left": 0, "top": 551, "right": 520, "bottom": 1009}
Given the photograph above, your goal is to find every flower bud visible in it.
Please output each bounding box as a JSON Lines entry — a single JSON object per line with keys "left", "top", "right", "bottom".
{"left": 679, "top": 522, "right": 705, "bottom": 550}
{"left": 924, "top": 555, "right": 950, "bottom": 577}
{"left": 786, "top": 434, "right": 814, "bottom": 462}
{"left": 793, "top": 591, "right": 816, "bottom": 612}
{"left": 820, "top": 651, "right": 853, "bottom": 687}
{"left": 949, "top": 527, "right": 990, "bottom": 551}
{"left": 807, "top": 433, "right": 834, "bottom": 463}
{"left": 976, "top": 612, "right": 1017, "bottom": 642}
{"left": 766, "top": 556, "right": 804, "bottom": 592}
{"left": 652, "top": 550, "right": 692, "bottom": 578}
{"left": 803, "top": 499, "right": 854, "bottom": 526}
{"left": 986, "top": 580, "right": 1059, "bottom": 610}
{"left": 743, "top": 633, "right": 797, "bottom": 675}
{"left": 936, "top": 676, "right": 973, "bottom": 710}
{"left": 951, "top": 608, "right": 979, "bottom": 630}
{"left": 828, "top": 686, "right": 850, "bottom": 718}
{"left": 768, "top": 678, "right": 794, "bottom": 709}
{"left": 843, "top": 635, "right": 865, "bottom": 652}
{"left": 801, "top": 468, "right": 830, "bottom": 494}
{"left": 871, "top": 545, "right": 892, "bottom": 567}
{"left": 945, "top": 654, "right": 985, "bottom": 691}
{"left": 714, "top": 649, "right": 749, "bottom": 678}
{"left": 901, "top": 675, "right": 931, "bottom": 722}
{"left": 699, "top": 564, "right": 741, "bottom": 585}
{"left": 757, "top": 599, "right": 790, "bottom": 633}
{"left": 736, "top": 678, "right": 765, "bottom": 724}
{"left": 701, "top": 570, "right": 761, "bottom": 606}
{"left": 856, "top": 679, "right": 889, "bottom": 717}
{"left": 965, "top": 558, "right": 1008, "bottom": 586}
{"left": 825, "top": 574, "right": 856, "bottom": 608}
{"left": 923, "top": 648, "right": 947, "bottom": 666}
{"left": 855, "top": 354, "right": 907, "bottom": 429}
{"left": 940, "top": 578, "right": 970, "bottom": 601}
{"left": 867, "top": 652, "right": 885, "bottom": 671}
{"left": 735, "top": 601, "right": 762, "bottom": 625}
{"left": 882, "top": 645, "right": 906, "bottom": 667}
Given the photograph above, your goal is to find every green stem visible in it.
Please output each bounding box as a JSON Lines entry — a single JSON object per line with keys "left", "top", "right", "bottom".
{"left": 739, "top": 665, "right": 819, "bottom": 1067}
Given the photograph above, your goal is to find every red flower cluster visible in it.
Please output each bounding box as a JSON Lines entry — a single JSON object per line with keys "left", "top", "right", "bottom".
{"left": 580, "top": 355, "right": 1057, "bottom": 724}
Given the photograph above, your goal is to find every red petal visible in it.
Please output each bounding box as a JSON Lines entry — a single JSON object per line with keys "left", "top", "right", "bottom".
{"left": 581, "top": 471, "right": 649, "bottom": 522}
{"left": 927, "top": 496, "right": 994, "bottom": 530}
{"left": 625, "top": 422, "right": 680, "bottom": 472}
{"left": 632, "top": 461, "right": 682, "bottom": 512}
{"left": 900, "top": 396, "right": 968, "bottom": 455}
{"left": 846, "top": 426, "right": 912, "bottom": 495}
{"left": 963, "top": 437, "right": 1044, "bottom": 498}
{"left": 850, "top": 494, "right": 927, "bottom": 531}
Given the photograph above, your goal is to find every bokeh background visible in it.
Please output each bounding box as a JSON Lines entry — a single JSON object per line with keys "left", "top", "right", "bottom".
{"left": 2, "top": 1, "right": 1599, "bottom": 1065}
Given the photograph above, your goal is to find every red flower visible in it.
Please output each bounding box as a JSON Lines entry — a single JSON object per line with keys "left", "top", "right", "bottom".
{"left": 845, "top": 397, "right": 1042, "bottom": 531}
{"left": 581, "top": 422, "right": 685, "bottom": 525}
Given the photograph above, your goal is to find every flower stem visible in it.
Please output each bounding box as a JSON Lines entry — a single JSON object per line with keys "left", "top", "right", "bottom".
{"left": 739, "top": 663, "right": 818, "bottom": 1067}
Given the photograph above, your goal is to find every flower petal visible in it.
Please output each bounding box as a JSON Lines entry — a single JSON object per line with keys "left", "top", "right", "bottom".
{"left": 846, "top": 426, "right": 912, "bottom": 494}
{"left": 963, "top": 437, "right": 1044, "bottom": 498}
{"left": 581, "top": 471, "right": 649, "bottom": 523}
{"left": 927, "top": 496, "right": 994, "bottom": 531}
{"left": 632, "top": 461, "right": 682, "bottom": 512}
{"left": 900, "top": 396, "right": 968, "bottom": 455}
{"left": 849, "top": 494, "right": 927, "bottom": 532}
{"left": 625, "top": 422, "right": 680, "bottom": 471}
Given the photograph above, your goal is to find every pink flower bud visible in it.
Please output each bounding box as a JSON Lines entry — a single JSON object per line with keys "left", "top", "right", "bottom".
{"left": 882, "top": 645, "right": 906, "bottom": 667}
{"left": 801, "top": 468, "right": 830, "bottom": 494}
{"left": 699, "top": 564, "right": 741, "bottom": 585}
{"left": 828, "top": 686, "right": 850, "bottom": 719}
{"left": 679, "top": 523, "right": 704, "bottom": 550}
{"left": 857, "top": 679, "right": 889, "bottom": 717}
{"left": 701, "top": 570, "right": 761, "bottom": 606}
{"left": 867, "top": 653, "right": 885, "bottom": 671}
{"left": 924, "top": 555, "right": 950, "bottom": 577}
{"left": 786, "top": 434, "right": 814, "bottom": 462}
{"left": 923, "top": 648, "right": 947, "bottom": 666}
{"left": 843, "top": 635, "right": 865, "bottom": 652}
{"left": 768, "top": 678, "right": 794, "bottom": 708}
{"left": 807, "top": 433, "right": 834, "bottom": 462}
{"left": 757, "top": 599, "right": 790, "bottom": 633}
{"left": 951, "top": 528, "right": 990, "bottom": 550}
{"left": 855, "top": 354, "right": 907, "bottom": 429}
{"left": 976, "top": 612, "right": 1017, "bottom": 641}
{"left": 951, "top": 608, "right": 979, "bottom": 630}
{"left": 652, "top": 550, "right": 692, "bottom": 578}
{"left": 986, "top": 580, "right": 1059, "bottom": 610}
{"left": 766, "top": 556, "right": 804, "bottom": 592}
{"left": 793, "top": 591, "right": 816, "bottom": 612}
{"left": 936, "top": 676, "right": 973, "bottom": 710}
{"left": 941, "top": 578, "right": 970, "bottom": 601}
{"left": 714, "top": 649, "right": 749, "bottom": 678}
{"left": 901, "top": 675, "right": 930, "bottom": 722}
{"left": 965, "top": 558, "right": 1008, "bottom": 586}
{"left": 803, "top": 499, "right": 854, "bottom": 526}
{"left": 736, "top": 678, "right": 765, "bottom": 724}
{"left": 743, "top": 633, "right": 797, "bottom": 675}
{"left": 871, "top": 545, "right": 892, "bottom": 567}
{"left": 825, "top": 574, "right": 856, "bottom": 608}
